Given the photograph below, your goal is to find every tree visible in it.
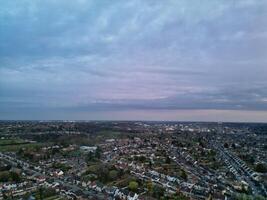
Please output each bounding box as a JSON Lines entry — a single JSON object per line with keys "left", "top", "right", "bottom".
{"left": 172, "top": 192, "right": 190, "bottom": 200}
{"left": 87, "top": 165, "right": 98, "bottom": 174}
{"left": 95, "top": 147, "right": 101, "bottom": 159}
{"left": 152, "top": 185, "right": 165, "bottom": 199}
{"left": 146, "top": 180, "right": 153, "bottom": 194}
{"left": 207, "top": 194, "right": 213, "bottom": 200}
{"left": 86, "top": 151, "right": 94, "bottom": 162}
{"left": 43, "top": 188, "right": 56, "bottom": 198}
{"left": 37, "top": 186, "right": 44, "bottom": 200}
{"left": 9, "top": 171, "right": 20, "bottom": 182}
{"left": 128, "top": 181, "right": 139, "bottom": 192}
{"left": 96, "top": 164, "right": 109, "bottom": 183}
{"left": 2, "top": 190, "right": 8, "bottom": 200}
{"left": 180, "top": 169, "right": 188, "bottom": 181}
{"left": 149, "top": 161, "right": 152, "bottom": 168}
{"left": 224, "top": 143, "right": 229, "bottom": 148}
{"left": 108, "top": 170, "right": 118, "bottom": 181}
{"left": 139, "top": 156, "right": 146, "bottom": 162}
{"left": 17, "top": 148, "right": 24, "bottom": 155}
{"left": 166, "top": 156, "right": 171, "bottom": 164}
{"left": 254, "top": 163, "right": 267, "bottom": 173}
{"left": 0, "top": 171, "right": 10, "bottom": 182}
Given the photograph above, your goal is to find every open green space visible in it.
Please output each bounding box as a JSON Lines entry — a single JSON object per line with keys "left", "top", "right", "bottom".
{"left": 0, "top": 138, "right": 27, "bottom": 145}
{"left": 0, "top": 142, "right": 42, "bottom": 152}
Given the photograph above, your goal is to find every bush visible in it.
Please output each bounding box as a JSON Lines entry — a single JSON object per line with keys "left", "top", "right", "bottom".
{"left": 128, "top": 181, "right": 139, "bottom": 192}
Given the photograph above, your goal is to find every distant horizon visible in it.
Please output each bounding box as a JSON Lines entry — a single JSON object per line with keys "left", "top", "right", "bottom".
{"left": 0, "top": 110, "right": 267, "bottom": 123}
{"left": 1, "top": 119, "right": 267, "bottom": 124}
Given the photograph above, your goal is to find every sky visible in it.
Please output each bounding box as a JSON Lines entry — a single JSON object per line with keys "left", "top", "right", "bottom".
{"left": 0, "top": 0, "right": 267, "bottom": 122}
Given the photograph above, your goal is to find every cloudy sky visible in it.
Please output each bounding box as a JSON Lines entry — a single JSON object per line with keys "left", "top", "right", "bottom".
{"left": 1, "top": 0, "right": 267, "bottom": 122}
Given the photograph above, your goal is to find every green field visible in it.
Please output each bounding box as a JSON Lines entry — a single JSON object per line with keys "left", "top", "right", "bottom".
{"left": 0, "top": 139, "right": 41, "bottom": 152}
{"left": 0, "top": 138, "right": 26, "bottom": 145}
{"left": 44, "top": 195, "right": 64, "bottom": 200}
{"left": 96, "top": 130, "right": 122, "bottom": 140}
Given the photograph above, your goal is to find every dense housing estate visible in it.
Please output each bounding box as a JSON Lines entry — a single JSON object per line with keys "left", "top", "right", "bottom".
{"left": 0, "top": 121, "right": 266, "bottom": 200}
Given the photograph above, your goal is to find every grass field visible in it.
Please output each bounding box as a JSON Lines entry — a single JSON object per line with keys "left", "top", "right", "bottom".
{"left": 0, "top": 138, "right": 42, "bottom": 152}
{"left": 96, "top": 130, "right": 122, "bottom": 141}
{"left": 44, "top": 195, "right": 64, "bottom": 200}
{"left": 0, "top": 138, "right": 26, "bottom": 145}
